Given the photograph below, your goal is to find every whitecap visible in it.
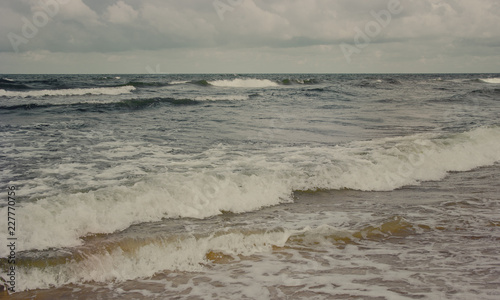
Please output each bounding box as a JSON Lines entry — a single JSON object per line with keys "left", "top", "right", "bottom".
{"left": 1, "top": 126, "right": 499, "bottom": 256}
{"left": 479, "top": 78, "right": 500, "bottom": 84}
{"left": 0, "top": 85, "right": 136, "bottom": 98}
{"left": 209, "top": 78, "right": 279, "bottom": 88}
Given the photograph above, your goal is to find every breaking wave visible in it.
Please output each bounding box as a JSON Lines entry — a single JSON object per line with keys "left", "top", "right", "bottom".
{"left": 0, "top": 86, "right": 136, "bottom": 98}
{"left": 1, "top": 126, "right": 499, "bottom": 257}
{"left": 208, "top": 79, "right": 279, "bottom": 88}
{"left": 479, "top": 78, "right": 500, "bottom": 84}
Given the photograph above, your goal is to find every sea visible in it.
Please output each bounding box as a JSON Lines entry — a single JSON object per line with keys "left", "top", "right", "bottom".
{"left": 1, "top": 73, "right": 499, "bottom": 299}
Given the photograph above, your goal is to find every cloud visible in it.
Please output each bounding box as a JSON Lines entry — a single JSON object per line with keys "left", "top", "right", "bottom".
{"left": 0, "top": 0, "right": 499, "bottom": 73}
{"left": 105, "top": 1, "right": 138, "bottom": 24}
{"left": 57, "top": 0, "right": 101, "bottom": 25}
{"left": 2, "top": 0, "right": 500, "bottom": 52}
{"left": 141, "top": 2, "right": 217, "bottom": 46}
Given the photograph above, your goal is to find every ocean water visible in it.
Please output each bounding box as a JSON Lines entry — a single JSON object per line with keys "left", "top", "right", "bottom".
{"left": 1, "top": 73, "right": 500, "bottom": 299}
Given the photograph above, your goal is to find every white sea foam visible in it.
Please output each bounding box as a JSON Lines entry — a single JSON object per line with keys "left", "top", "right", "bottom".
{"left": 480, "top": 78, "right": 500, "bottom": 84}
{"left": 209, "top": 78, "right": 279, "bottom": 88}
{"left": 15, "top": 202, "right": 497, "bottom": 295}
{"left": 16, "top": 228, "right": 294, "bottom": 291}
{"left": 288, "top": 126, "right": 500, "bottom": 191}
{"left": 7, "top": 168, "right": 293, "bottom": 254}
{"left": 1, "top": 126, "right": 499, "bottom": 256}
{"left": 0, "top": 85, "right": 135, "bottom": 98}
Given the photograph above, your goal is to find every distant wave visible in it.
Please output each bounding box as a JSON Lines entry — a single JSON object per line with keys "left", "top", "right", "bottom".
{"left": 0, "top": 95, "right": 252, "bottom": 110}
{"left": 0, "top": 97, "right": 196, "bottom": 110}
{"left": 170, "top": 80, "right": 189, "bottom": 85}
{"left": 0, "top": 77, "right": 34, "bottom": 90}
{"left": 110, "top": 95, "right": 250, "bottom": 109}
{"left": 479, "top": 78, "right": 500, "bottom": 84}
{"left": 117, "top": 97, "right": 199, "bottom": 108}
{"left": 191, "top": 80, "right": 211, "bottom": 86}
{"left": 280, "top": 78, "right": 320, "bottom": 85}
{"left": 305, "top": 88, "right": 326, "bottom": 92}
{"left": 1, "top": 77, "right": 63, "bottom": 89}
{"left": 194, "top": 95, "right": 249, "bottom": 101}
{"left": 209, "top": 78, "right": 279, "bottom": 88}
{"left": 354, "top": 78, "right": 403, "bottom": 89}
{"left": 190, "top": 78, "right": 319, "bottom": 88}
{"left": 124, "top": 81, "right": 169, "bottom": 88}
{"left": 97, "top": 76, "right": 121, "bottom": 80}
{"left": 0, "top": 86, "right": 136, "bottom": 98}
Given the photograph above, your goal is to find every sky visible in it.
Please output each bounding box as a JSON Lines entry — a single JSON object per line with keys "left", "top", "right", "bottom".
{"left": 0, "top": 0, "right": 499, "bottom": 74}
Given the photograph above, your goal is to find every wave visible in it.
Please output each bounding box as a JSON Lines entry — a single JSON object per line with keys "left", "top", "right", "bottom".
{"left": 11, "top": 227, "right": 292, "bottom": 291}
{"left": 0, "top": 77, "right": 66, "bottom": 90}
{"left": 1, "top": 126, "right": 499, "bottom": 258}
{"left": 0, "top": 95, "right": 251, "bottom": 111}
{"left": 124, "top": 81, "right": 169, "bottom": 88}
{"left": 0, "top": 78, "right": 31, "bottom": 90}
{"left": 194, "top": 95, "right": 249, "bottom": 101}
{"left": 280, "top": 78, "right": 320, "bottom": 85}
{"left": 117, "top": 97, "right": 200, "bottom": 108}
{"left": 382, "top": 78, "right": 401, "bottom": 85}
{"left": 170, "top": 80, "right": 189, "bottom": 85}
{"left": 479, "top": 78, "right": 500, "bottom": 84}
{"left": 355, "top": 78, "right": 402, "bottom": 88}
{"left": 469, "top": 88, "right": 500, "bottom": 97}
{"left": 96, "top": 76, "right": 121, "bottom": 80}
{"left": 305, "top": 87, "right": 326, "bottom": 92}
{"left": 0, "top": 86, "right": 136, "bottom": 98}
{"left": 1, "top": 215, "right": 447, "bottom": 291}
{"left": 190, "top": 78, "right": 319, "bottom": 88}
{"left": 209, "top": 78, "right": 279, "bottom": 88}
{"left": 191, "top": 80, "right": 211, "bottom": 86}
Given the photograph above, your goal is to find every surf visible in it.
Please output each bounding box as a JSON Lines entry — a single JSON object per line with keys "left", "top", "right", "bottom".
{"left": 1, "top": 126, "right": 499, "bottom": 257}
{"left": 0, "top": 85, "right": 135, "bottom": 98}
{"left": 479, "top": 78, "right": 500, "bottom": 84}
{"left": 208, "top": 78, "right": 279, "bottom": 88}
{"left": 4, "top": 214, "right": 444, "bottom": 292}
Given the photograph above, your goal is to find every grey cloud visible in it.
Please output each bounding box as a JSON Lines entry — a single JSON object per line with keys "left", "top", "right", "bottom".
{"left": 1, "top": 0, "right": 496, "bottom": 53}
{"left": 1, "top": 0, "right": 499, "bottom": 73}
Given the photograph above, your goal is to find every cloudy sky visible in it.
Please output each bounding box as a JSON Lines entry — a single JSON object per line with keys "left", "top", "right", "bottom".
{"left": 1, "top": 0, "right": 499, "bottom": 74}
